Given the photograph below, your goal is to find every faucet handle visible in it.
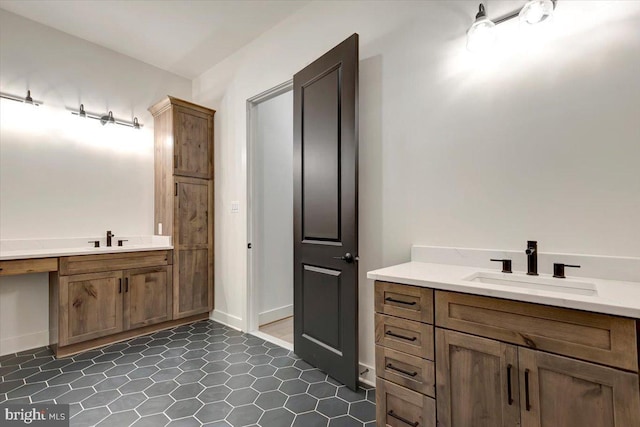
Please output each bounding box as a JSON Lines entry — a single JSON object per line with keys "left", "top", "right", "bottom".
{"left": 490, "top": 259, "right": 512, "bottom": 273}
{"left": 118, "top": 239, "right": 128, "bottom": 247}
{"left": 553, "top": 263, "right": 580, "bottom": 279}
{"left": 88, "top": 240, "right": 100, "bottom": 248}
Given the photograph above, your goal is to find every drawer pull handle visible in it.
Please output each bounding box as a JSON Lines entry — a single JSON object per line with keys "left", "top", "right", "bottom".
{"left": 386, "top": 363, "right": 418, "bottom": 377}
{"left": 525, "top": 368, "right": 531, "bottom": 411}
{"left": 385, "top": 297, "right": 416, "bottom": 306}
{"left": 385, "top": 331, "right": 417, "bottom": 342}
{"left": 118, "top": 278, "right": 122, "bottom": 294}
{"left": 507, "top": 364, "right": 514, "bottom": 405}
{"left": 388, "top": 410, "right": 419, "bottom": 427}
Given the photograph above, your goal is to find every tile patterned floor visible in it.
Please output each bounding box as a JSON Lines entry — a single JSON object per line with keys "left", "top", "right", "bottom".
{"left": 0, "top": 320, "right": 375, "bottom": 427}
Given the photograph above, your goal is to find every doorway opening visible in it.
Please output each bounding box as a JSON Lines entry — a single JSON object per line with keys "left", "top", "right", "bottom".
{"left": 246, "top": 80, "right": 294, "bottom": 350}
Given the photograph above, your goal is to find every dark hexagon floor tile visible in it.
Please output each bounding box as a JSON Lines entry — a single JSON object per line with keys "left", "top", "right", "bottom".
{"left": 92, "top": 352, "right": 122, "bottom": 363}
{"left": 366, "top": 388, "right": 375, "bottom": 402}
{"left": 293, "top": 360, "right": 314, "bottom": 371}
{"left": 328, "top": 415, "right": 362, "bottom": 427}
{"left": 285, "top": 393, "right": 318, "bottom": 413}
{"left": 158, "top": 357, "right": 186, "bottom": 369}
{"left": 122, "top": 345, "right": 149, "bottom": 355}
{"left": 271, "top": 356, "right": 296, "bottom": 368}
{"left": 203, "top": 361, "right": 230, "bottom": 373}
{"left": 137, "top": 395, "right": 175, "bottom": 416}
{"left": 166, "top": 397, "right": 203, "bottom": 419}
{"left": 266, "top": 348, "right": 289, "bottom": 357}
{"left": 245, "top": 346, "right": 268, "bottom": 356}
{"left": 96, "top": 410, "right": 140, "bottom": 427}
{"left": 144, "top": 380, "right": 179, "bottom": 397}
{"left": 102, "top": 343, "right": 129, "bottom": 353}
{"left": 70, "top": 373, "right": 105, "bottom": 389}
{"left": 114, "top": 354, "right": 144, "bottom": 365}
{"left": 175, "top": 369, "right": 206, "bottom": 384}
{"left": 180, "top": 358, "right": 207, "bottom": 371}
{"left": 56, "top": 387, "right": 95, "bottom": 404}
{"left": 31, "top": 384, "right": 70, "bottom": 402}
{"left": 132, "top": 413, "right": 170, "bottom": 427}
{"left": 336, "top": 386, "right": 367, "bottom": 403}
{"left": 203, "top": 351, "right": 228, "bottom": 362}
{"left": 195, "top": 401, "right": 233, "bottom": 423}
{"left": 151, "top": 368, "right": 183, "bottom": 382}
{"left": 0, "top": 379, "right": 24, "bottom": 395}
{"left": 275, "top": 367, "right": 302, "bottom": 381}
{"left": 255, "top": 390, "right": 287, "bottom": 410}
{"left": 224, "top": 336, "right": 246, "bottom": 345}
{"left": 71, "top": 407, "right": 110, "bottom": 426}
{"left": 202, "top": 372, "right": 232, "bottom": 387}
{"left": 279, "top": 379, "right": 308, "bottom": 395}
{"left": 225, "top": 353, "right": 250, "bottom": 363}
{"left": 226, "top": 404, "right": 263, "bottom": 427}
{"left": 108, "top": 391, "right": 147, "bottom": 412}
{"left": 226, "top": 387, "right": 259, "bottom": 406}
{"left": 259, "top": 407, "right": 295, "bottom": 427}
{"left": 82, "top": 362, "right": 115, "bottom": 375}
{"left": 94, "top": 375, "right": 129, "bottom": 391}
{"left": 105, "top": 363, "right": 136, "bottom": 377}
{"left": 166, "top": 339, "right": 190, "bottom": 349}
{"left": 249, "top": 364, "right": 276, "bottom": 378}
{"left": 308, "top": 382, "right": 337, "bottom": 399}
{"left": 48, "top": 371, "right": 83, "bottom": 386}
{"left": 7, "top": 382, "right": 47, "bottom": 399}
{"left": 40, "top": 358, "right": 74, "bottom": 371}
{"left": 226, "top": 362, "right": 252, "bottom": 375}
{"left": 317, "top": 397, "right": 349, "bottom": 418}
{"left": 128, "top": 366, "right": 159, "bottom": 380}
{"left": 72, "top": 350, "right": 103, "bottom": 361}
{"left": 4, "top": 367, "right": 39, "bottom": 381}
{"left": 301, "top": 370, "right": 327, "bottom": 384}
{"left": 171, "top": 382, "right": 205, "bottom": 400}
{"left": 136, "top": 355, "right": 164, "bottom": 367}
{"left": 349, "top": 400, "right": 376, "bottom": 423}
{"left": 225, "top": 374, "right": 255, "bottom": 389}
{"left": 252, "top": 376, "right": 282, "bottom": 393}
{"left": 247, "top": 354, "right": 272, "bottom": 366}
{"left": 81, "top": 389, "right": 120, "bottom": 408}
{"left": 225, "top": 344, "right": 249, "bottom": 354}
{"left": 141, "top": 345, "right": 167, "bottom": 355}
{"left": 183, "top": 349, "right": 208, "bottom": 359}
{"left": 162, "top": 348, "right": 188, "bottom": 358}
{"left": 206, "top": 342, "right": 229, "bottom": 352}
{"left": 119, "top": 378, "right": 153, "bottom": 394}
{"left": 292, "top": 411, "right": 328, "bottom": 427}
{"left": 168, "top": 417, "right": 202, "bottom": 427}
{"left": 198, "top": 385, "right": 232, "bottom": 403}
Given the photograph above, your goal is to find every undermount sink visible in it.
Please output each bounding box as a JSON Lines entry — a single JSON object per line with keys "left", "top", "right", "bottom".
{"left": 463, "top": 271, "right": 597, "bottom": 296}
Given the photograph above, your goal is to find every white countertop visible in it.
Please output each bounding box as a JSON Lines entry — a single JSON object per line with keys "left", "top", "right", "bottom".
{"left": 367, "top": 261, "right": 640, "bottom": 318}
{"left": 0, "top": 236, "right": 173, "bottom": 261}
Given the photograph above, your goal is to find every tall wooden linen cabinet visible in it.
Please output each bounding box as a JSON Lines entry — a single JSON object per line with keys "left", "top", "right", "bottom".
{"left": 149, "top": 97, "right": 215, "bottom": 319}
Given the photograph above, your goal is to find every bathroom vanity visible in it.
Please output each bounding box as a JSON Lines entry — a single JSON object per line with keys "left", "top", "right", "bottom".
{"left": 369, "top": 246, "right": 640, "bottom": 427}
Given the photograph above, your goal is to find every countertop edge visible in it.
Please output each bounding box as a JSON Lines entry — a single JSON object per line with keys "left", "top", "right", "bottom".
{"left": 0, "top": 245, "right": 174, "bottom": 261}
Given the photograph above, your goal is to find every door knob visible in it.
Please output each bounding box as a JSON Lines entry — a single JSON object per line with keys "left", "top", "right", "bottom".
{"left": 332, "top": 253, "right": 358, "bottom": 263}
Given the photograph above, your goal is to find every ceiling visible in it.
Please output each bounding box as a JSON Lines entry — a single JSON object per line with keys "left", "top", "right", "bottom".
{"left": 0, "top": 0, "right": 309, "bottom": 79}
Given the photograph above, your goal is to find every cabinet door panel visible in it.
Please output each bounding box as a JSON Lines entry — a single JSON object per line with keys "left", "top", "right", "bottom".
{"left": 436, "top": 328, "right": 520, "bottom": 427}
{"left": 60, "top": 271, "right": 123, "bottom": 346}
{"left": 175, "top": 249, "right": 210, "bottom": 318}
{"left": 125, "top": 266, "right": 173, "bottom": 330}
{"left": 177, "top": 179, "right": 209, "bottom": 246}
{"left": 519, "top": 348, "right": 640, "bottom": 427}
{"left": 174, "top": 106, "right": 212, "bottom": 179}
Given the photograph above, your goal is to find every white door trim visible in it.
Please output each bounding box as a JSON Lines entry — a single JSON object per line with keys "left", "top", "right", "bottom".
{"left": 245, "top": 80, "right": 293, "bottom": 333}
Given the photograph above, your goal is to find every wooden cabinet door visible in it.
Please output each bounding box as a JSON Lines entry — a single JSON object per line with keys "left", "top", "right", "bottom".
{"left": 519, "top": 348, "right": 640, "bottom": 427}
{"left": 174, "top": 176, "right": 213, "bottom": 318}
{"left": 59, "top": 271, "right": 123, "bottom": 346}
{"left": 124, "top": 266, "right": 173, "bottom": 330}
{"left": 436, "top": 329, "right": 520, "bottom": 427}
{"left": 173, "top": 106, "right": 213, "bottom": 179}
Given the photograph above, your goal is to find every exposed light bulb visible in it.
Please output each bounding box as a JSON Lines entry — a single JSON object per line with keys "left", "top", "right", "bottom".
{"left": 519, "top": 0, "right": 554, "bottom": 25}
{"left": 467, "top": 4, "right": 496, "bottom": 52}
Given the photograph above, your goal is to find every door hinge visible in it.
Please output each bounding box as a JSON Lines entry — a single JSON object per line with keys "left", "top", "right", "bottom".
{"left": 247, "top": 243, "right": 252, "bottom": 249}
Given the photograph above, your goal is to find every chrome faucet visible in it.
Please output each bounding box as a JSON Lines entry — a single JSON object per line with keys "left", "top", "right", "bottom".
{"left": 526, "top": 240, "right": 538, "bottom": 276}
{"left": 106, "top": 230, "right": 115, "bottom": 247}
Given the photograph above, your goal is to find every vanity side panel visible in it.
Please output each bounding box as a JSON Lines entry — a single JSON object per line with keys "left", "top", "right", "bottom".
{"left": 48, "top": 271, "right": 59, "bottom": 349}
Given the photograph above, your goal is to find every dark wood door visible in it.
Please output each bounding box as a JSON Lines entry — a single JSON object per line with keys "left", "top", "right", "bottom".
{"left": 124, "top": 266, "right": 173, "bottom": 330}
{"left": 59, "top": 271, "right": 124, "bottom": 346}
{"left": 519, "top": 348, "right": 640, "bottom": 427}
{"left": 174, "top": 176, "right": 213, "bottom": 318}
{"left": 293, "top": 33, "right": 359, "bottom": 390}
{"left": 173, "top": 106, "right": 213, "bottom": 179}
{"left": 435, "top": 329, "right": 520, "bottom": 427}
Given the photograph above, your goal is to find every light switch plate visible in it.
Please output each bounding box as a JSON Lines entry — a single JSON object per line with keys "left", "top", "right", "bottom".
{"left": 231, "top": 201, "right": 240, "bottom": 213}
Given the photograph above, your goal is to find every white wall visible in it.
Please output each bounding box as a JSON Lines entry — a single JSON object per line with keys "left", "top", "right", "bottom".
{"left": 193, "top": 0, "right": 640, "bottom": 377}
{"left": 253, "top": 91, "right": 294, "bottom": 326}
{"left": 0, "top": 9, "right": 191, "bottom": 355}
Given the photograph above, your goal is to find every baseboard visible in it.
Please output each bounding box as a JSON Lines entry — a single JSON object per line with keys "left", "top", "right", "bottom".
{"left": 258, "top": 304, "right": 293, "bottom": 326}
{"left": 0, "top": 330, "right": 49, "bottom": 357}
{"left": 359, "top": 362, "right": 376, "bottom": 387}
{"left": 211, "top": 309, "right": 244, "bottom": 331}
{"left": 250, "top": 331, "right": 293, "bottom": 351}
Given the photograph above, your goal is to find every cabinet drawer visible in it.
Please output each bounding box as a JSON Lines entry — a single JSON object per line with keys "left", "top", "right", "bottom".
{"left": 435, "top": 291, "right": 638, "bottom": 371}
{"left": 376, "top": 378, "right": 435, "bottom": 427}
{"left": 375, "top": 314, "right": 434, "bottom": 360}
{"left": 60, "top": 251, "right": 171, "bottom": 275}
{"left": 376, "top": 345, "right": 435, "bottom": 397}
{"left": 375, "top": 281, "right": 433, "bottom": 323}
{"left": 0, "top": 258, "right": 58, "bottom": 276}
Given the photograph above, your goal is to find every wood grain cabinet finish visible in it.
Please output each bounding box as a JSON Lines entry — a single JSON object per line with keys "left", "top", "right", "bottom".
{"left": 518, "top": 348, "right": 640, "bottom": 427}
{"left": 435, "top": 329, "right": 520, "bottom": 427}
{"left": 150, "top": 97, "right": 215, "bottom": 321}
{"left": 124, "top": 266, "right": 173, "bottom": 330}
{"left": 435, "top": 290, "right": 638, "bottom": 371}
{"left": 59, "top": 271, "right": 124, "bottom": 346}
{"left": 375, "top": 281, "right": 433, "bottom": 324}
{"left": 0, "top": 258, "right": 58, "bottom": 276}
{"left": 376, "top": 345, "right": 435, "bottom": 397}
{"left": 375, "top": 313, "right": 434, "bottom": 360}
{"left": 376, "top": 378, "right": 436, "bottom": 427}
{"left": 60, "top": 251, "right": 170, "bottom": 276}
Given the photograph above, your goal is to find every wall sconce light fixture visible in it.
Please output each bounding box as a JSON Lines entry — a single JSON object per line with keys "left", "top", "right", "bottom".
{"left": 467, "top": 1, "right": 557, "bottom": 52}
{"left": 0, "top": 90, "right": 42, "bottom": 106}
{"left": 70, "top": 105, "right": 143, "bottom": 129}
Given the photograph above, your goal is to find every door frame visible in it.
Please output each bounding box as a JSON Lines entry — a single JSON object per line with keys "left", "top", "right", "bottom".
{"left": 245, "top": 79, "right": 294, "bottom": 345}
